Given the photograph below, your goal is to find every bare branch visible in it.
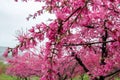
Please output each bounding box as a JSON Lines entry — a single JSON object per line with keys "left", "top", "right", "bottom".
{"left": 64, "top": 40, "right": 117, "bottom": 46}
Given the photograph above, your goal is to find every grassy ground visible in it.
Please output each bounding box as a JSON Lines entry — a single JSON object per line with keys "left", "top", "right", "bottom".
{"left": 0, "top": 74, "right": 39, "bottom": 80}
{"left": 0, "top": 73, "right": 17, "bottom": 80}
{"left": 0, "top": 74, "right": 40, "bottom": 80}
{"left": 73, "top": 74, "right": 89, "bottom": 80}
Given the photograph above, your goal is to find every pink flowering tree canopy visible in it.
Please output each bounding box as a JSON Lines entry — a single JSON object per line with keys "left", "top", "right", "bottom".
{"left": 4, "top": 0, "right": 120, "bottom": 80}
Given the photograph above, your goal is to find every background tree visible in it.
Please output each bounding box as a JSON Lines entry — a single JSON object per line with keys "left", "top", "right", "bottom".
{"left": 4, "top": 0, "right": 120, "bottom": 80}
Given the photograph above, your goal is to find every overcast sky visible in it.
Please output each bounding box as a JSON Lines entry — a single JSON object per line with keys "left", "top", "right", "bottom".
{"left": 0, "top": 0, "right": 55, "bottom": 47}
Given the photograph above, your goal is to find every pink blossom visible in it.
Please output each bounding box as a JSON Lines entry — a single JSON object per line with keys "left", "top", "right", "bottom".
{"left": 3, "top": 48, "right": 9, "bottom": 57}
{"left": 5, "top": 0, "right": 120, "bottom": 80}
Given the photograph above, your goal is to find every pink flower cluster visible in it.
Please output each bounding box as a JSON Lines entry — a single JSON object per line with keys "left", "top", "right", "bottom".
{"left": 4, "top": 0, "right": 120, "bottom": 80}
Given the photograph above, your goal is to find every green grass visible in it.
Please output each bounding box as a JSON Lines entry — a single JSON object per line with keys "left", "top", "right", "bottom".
{"left": 31, "top": 77, "right": 39, "bottom": 80}
{"left": 0, "top": 73, "right": 40, "bottom": 80}
{"left": 0, "top": 73, "right": 17, "bottom": 80}
{"left": 73, "top": 74, "right": 89, "bottom": 80}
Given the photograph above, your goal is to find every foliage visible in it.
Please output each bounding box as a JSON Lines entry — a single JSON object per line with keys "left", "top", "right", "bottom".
{"left": 3, "top": 0, "right": 120, "bottom": 80}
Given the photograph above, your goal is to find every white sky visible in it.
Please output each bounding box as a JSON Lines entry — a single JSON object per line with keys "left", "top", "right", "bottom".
{"left": 0, "top": 0, "right": 55, "bottom": 47}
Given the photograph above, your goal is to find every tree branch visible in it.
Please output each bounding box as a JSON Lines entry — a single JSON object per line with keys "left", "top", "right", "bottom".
{"left": 70, "top": 47, "right": 89, "bottom": 73}
{"left": 75, "top": 55, "right": 89, "bottom": 72}
{"left": 101, "top": 20, "right": 108, "bottom": 65}
{"left": 104, "top": 69, "right": 120, "bottom": 78}
{"left": 64, "top": 6, "right": 81, "bottom": 22}
{"left": 64, "top": 40, "right": 117, "bottom": 46}
{"left": 64, "top": 0, "right": 89, "bottom": 22}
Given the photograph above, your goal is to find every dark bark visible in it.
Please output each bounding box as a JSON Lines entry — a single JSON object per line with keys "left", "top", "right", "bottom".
{"left": 75, "top": 55, "right": 89, "bottom": 72}
{"left": 101, "top": 20, "right": 108, "bottom": 65}
{"left": 99, "top": 76, "right": 105, "bottom": 80}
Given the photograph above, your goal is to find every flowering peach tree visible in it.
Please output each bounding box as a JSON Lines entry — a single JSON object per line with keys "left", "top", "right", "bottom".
{"left": 4, "top": 0, "right": 120, "bottom": 80}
